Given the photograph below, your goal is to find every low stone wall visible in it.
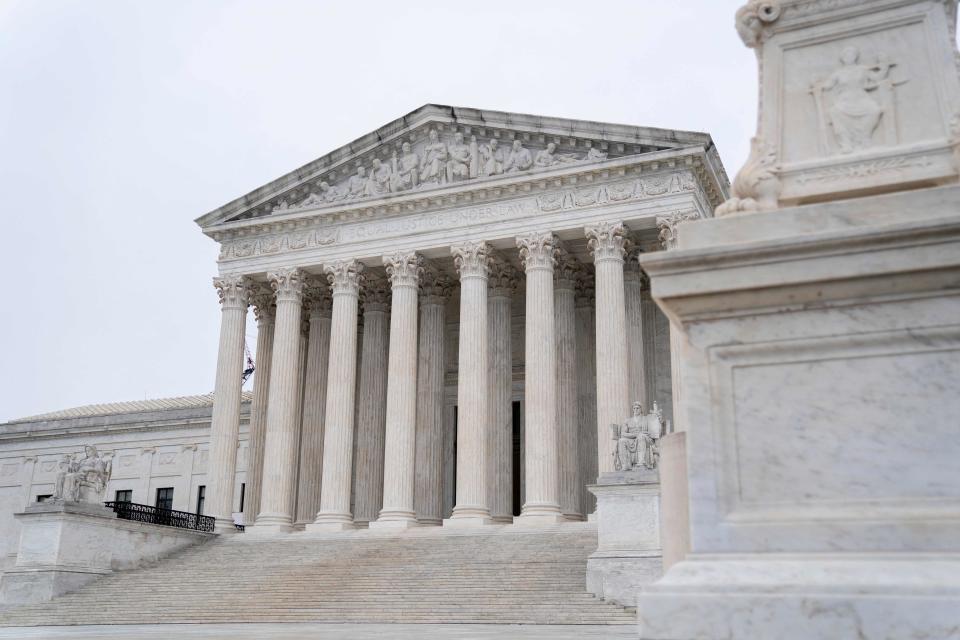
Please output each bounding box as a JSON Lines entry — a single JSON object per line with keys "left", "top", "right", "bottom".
{"left": 0, "top": 502, "right": 214, "bottom": 605}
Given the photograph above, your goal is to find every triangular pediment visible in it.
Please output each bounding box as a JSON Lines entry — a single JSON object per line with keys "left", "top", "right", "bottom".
{"left": 196, "top": 104, "right": 713, "bottom": 230}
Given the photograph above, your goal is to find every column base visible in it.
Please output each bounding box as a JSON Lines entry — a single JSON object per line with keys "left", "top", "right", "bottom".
{"left": 490, "top": 515, "right": 514, "bottom": 524}
{"left": 369, "top": 518, "right": 419, "bottom": 530}
{"left": 416, "top": 518, "right": 443, "bottom": 527}
{"left": 305, "top": 513, "right": 356, "bottom": 532}
{"left": 444, "top": 505, "right": 494, "bottom": 528}
{"left": 247, "top": 520, "right": 294, "bottom": 535}
{"left": 514, "top": 512, "right": 566, "bottom": 527}
{"left": 213, "top": 518, "right": 240, "bottom": 534}
{"left": 516, "top": 502, "right": 564, "bottom": 526}
{"left": 562, "top": 512, "right": 586, "bottom": 522}
{"left": 352, "top": 519, "right": 371, "bottom": 529}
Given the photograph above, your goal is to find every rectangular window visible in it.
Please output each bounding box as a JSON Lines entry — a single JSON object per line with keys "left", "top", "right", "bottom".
{"left": 196, "top": 486, "right": 205, "bottom": 516}
{"left": 36, "top": 494, "right": 52, "bottom": 503}
{"left": 238, "top": 483, "right": 245, "bottom": 513}
{"left": 156, "top": 487, "right": 174, "bottom": 511}
{"left": 115, "top": 490, "right": 132, "bottom": 503}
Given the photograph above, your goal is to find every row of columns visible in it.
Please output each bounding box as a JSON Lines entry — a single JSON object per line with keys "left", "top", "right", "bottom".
{"left": 208, "top": 220, "right": 636, "bottom": 533}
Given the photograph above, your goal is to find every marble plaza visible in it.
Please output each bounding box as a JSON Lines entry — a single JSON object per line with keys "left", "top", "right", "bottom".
{"left": 2, "top": 0, "right": 959, "bottom": 637}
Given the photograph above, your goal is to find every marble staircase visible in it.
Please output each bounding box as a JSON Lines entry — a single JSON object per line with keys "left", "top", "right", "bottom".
{"left": 0, "top": 523, "right": 634, "bottom": 626}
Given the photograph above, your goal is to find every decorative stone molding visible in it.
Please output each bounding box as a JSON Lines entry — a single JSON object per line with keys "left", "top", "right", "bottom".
{"left": 361, "top": 275, "right": 391, "bottom": 313}
{"left": 575, "top": 265, "right": 596, "bottom": 307}
{"left": 181, "top": 443, "right": 198, "bottom": 453}
{"left": 585, "top": 221, "right": 629, "bottom": 263}
{"left": 657, "top": 210, "right": 701, "bottom": 250}
{"left": 516, "top": 231, "right": 558, "bottom": 272}
{"left": 715, "top": 137, "right": 781, "bottom": 216}
{"left": 267, "top": 267, "right": 306, "bottom": 304}
{"left": 303, "top": 277, "right": 333, "bottom": 318}
{"left": 488, "top": 253, "right": 519, "bottom": 298}
{"left": 212, "top": 275, "right": 250, "bottom": 309}
{"left": 249, "top": 283, "right": 276, "bottom": 323}
{"left": 419, "top": 263, "right": 452, "bottom": 304}
{"left": 324, "top": 259, "right": 365, "bottom": 296}
{"left": 383, "top": 251, "right": 423, "bottom": 289}
{"left": 554, "top": 244, "right": 580, "bottom": 289}
{"left": 211, "top": 150, "right": 725, "bottom": 265}
{"left": 451, "top": 241, "right": 491, "bottom": 279}
{"left": 735, "top": 0, "right": 781, "bottom": 48}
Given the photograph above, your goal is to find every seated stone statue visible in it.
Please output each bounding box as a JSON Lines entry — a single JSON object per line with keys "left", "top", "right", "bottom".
{"left": 611, "top": 401, "right": 663, "bottom": 471}
{"left": 52, "top": 445, "right": 113, "bottom": 504}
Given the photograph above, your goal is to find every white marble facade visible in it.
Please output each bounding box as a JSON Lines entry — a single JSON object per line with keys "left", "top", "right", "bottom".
{"left": 0, "top": 106, "right": 728, "bottom": 561}
{"left": 195, "top": 105, "right": 728, "bottom": 534}
{"left": 0, "top": 395, "right": 251, "bottom": 570}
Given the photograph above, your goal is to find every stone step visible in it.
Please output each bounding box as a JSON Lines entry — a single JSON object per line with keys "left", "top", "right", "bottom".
{"left": 0, "top": 527, "right": 633, "bottom": 627}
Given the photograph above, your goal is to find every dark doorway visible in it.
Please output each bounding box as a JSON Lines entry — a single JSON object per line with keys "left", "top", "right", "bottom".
{"left": 512, "top": 401, "right": 522, "bottom": 516}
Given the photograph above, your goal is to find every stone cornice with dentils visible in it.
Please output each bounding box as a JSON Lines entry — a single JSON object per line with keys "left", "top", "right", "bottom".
{"left": 196, "top": 104, "right": 722, "bottom": 231}
{"left": 207, "top": 146, "right": 727, "bottom": 246}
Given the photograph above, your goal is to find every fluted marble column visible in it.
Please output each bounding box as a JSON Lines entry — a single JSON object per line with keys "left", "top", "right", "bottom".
{"left": 252, "top": 268, "right": 305, "bottom": 533}
{"left": 586, "top": 221, "right": 630, "bottom": 476}
{"left": 445, "top": 240, "right": 493, "bottom": 526}
{"left": 294, "top": 281, "right": 332, "bottom": 527}
{"left": 208, "top": 275, "right": 250, "bottom": 533}
{"left": 352, "top": 276, "right": 390, "bottom": 527}
{"left": 243, "top": 287, "right": 275, "bottom": 529}
{"left": 414, "top": 266, "right": 450, "bottom": 526}
{"left": 624, "top": 247, "right": 647, "bottom": 409}
{"left": 554, "top": 247, "right": 582, "bottom": 521}
{"left": 309, "top": 259, "right": 365, "bottom": 531}
{"left": 516, "top": 231, "right": 563, "bottom": 525}
{"left": 487, "top": 256, "right": 517, "bottom": 523}
{"left": 575, "top": 268, "right": 598, "bottom": 514}
{"left": 373, "top": 252, "right": 423, "bottom": 528}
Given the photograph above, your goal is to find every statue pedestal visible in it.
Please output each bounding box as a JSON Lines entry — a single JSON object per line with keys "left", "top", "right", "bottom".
{"left": 0, "top": 502, "right": 118, "bottom": 605}
{"left": 586, "top": 470, "right": 662, "bottom": 607}
{"left": 636, "top": 185, "right": 960, "bottom": 639}
{"left": 0, "top": 501, "right": 214, "bottom": 605}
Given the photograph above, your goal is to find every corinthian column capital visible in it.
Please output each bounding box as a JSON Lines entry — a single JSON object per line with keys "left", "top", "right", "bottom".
{"left": 585, "top": 221, "right": 629, "bottom": 262}
{"left": 554, "top": 245, "right": 580, "bottom": 290}
{"left": 419, "top": 263, "right": 452, "bottom": 304}
{"left": 324, "top": 259, "right": 365, "bottom": 296}
{"left": 383, "top": 251, "right": 423, "bottom": 289}
{"left": 267, "top": 267, "right": 306, "bottom": 303}
{"left": 488, "top": 253, "right": 519, "bottom": 298}
{"left": 657, "top": 210, "right": 701, "bottom": 250}
{"left": 451, "top": 241, "right": 491, "bottom": 280}
{"left": 303, "top": 277, "right": 333, "bottom": 318}
{"left": 213, "top": 274, "right": 252, "bottom": 309}
{"left": 249, "top": 283, "right": 276, "bottom": 324}
{"left": 361, "top": 275, "right": 391, "bottom": 313}
{"left": 516, "top": 231, "right": 558, "bottom": 272}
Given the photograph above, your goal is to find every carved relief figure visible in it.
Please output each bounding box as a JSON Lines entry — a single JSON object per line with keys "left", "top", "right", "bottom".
{"left": 367, "top": 158, "right": 393, "bottom": 196}
{"left": 446, "top": 132, "right": 473, "bottom": 183}
{"left": 534, "top": 142, "right": 577, "bottom": 168}
{"left": 480, "top": 138, "right": 505, "bottom": 176}
{"left": 584, "top": 147, "right": 608, "bottom": 162}
{"left": 319, "top": 181, "right": 344, "bottom": 203}
{"left": 611, "top": 402, "right": 663, "bottom": 471}
{"left": 811, "top": 46, "right": 897, "bottom": 154}
{"left": 391, "top": 142, "right": 420, "bottom": 192}
{"left": 504, "top": 139, "right": 533, "bottom": 173}
{"left": 419, "top": 129, "right": 448, "bottom": 186}
{"left": 52, "top": 445, "right": 113, "bottom": 504}
{"left": 345, "top": 166, "right": 369, "bottom": 200}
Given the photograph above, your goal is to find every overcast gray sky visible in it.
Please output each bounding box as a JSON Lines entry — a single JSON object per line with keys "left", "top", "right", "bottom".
{"left": 0, "top": 0, "right": 755, "bottom": 422}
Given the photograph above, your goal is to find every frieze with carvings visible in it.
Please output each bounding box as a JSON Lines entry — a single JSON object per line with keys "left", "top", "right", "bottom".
{"left": 265, "top": 128, "right": 616, "bottom": 216}
{"left": 219, "top": 170, "right": 701, "bottom": 263}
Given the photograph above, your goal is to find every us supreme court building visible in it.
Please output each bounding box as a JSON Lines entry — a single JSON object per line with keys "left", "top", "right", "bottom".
{"left": 0, "top": 104, "right": 727, "bottom": 547}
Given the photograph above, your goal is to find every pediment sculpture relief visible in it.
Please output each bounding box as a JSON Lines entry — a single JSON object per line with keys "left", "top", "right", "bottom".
{"left": 273, "top": 129, "right": 610, "bottom": 213}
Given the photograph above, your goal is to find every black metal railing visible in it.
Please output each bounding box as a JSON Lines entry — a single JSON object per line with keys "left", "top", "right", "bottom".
{"left": 104, "top": 501, "right": 216, "bottom": 533}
